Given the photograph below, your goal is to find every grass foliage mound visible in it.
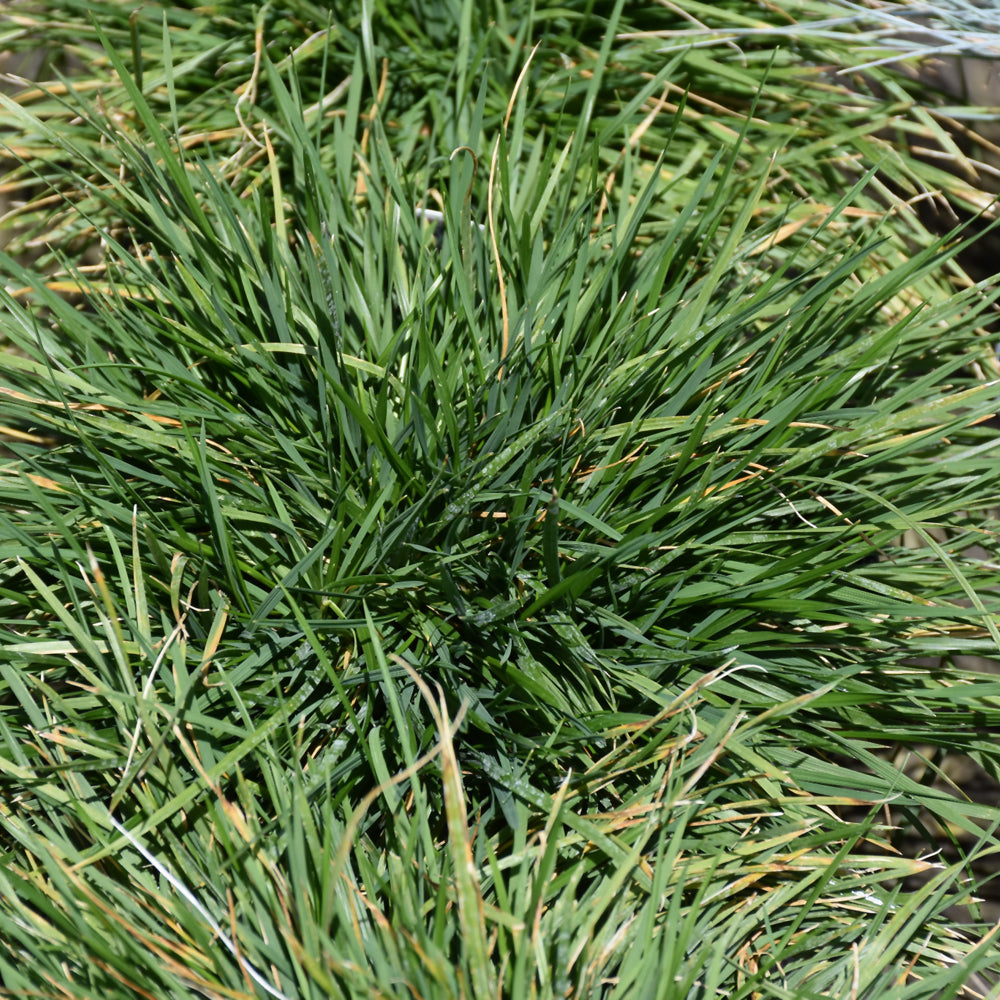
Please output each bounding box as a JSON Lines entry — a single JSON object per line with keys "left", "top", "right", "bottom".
{"left": 2, "top": 1, "right": 1000, "bottom": 997}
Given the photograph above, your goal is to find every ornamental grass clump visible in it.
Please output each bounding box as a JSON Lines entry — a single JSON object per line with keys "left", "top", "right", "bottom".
{"left": 1, "top": 2, "right": 1000, "bottom": 997}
